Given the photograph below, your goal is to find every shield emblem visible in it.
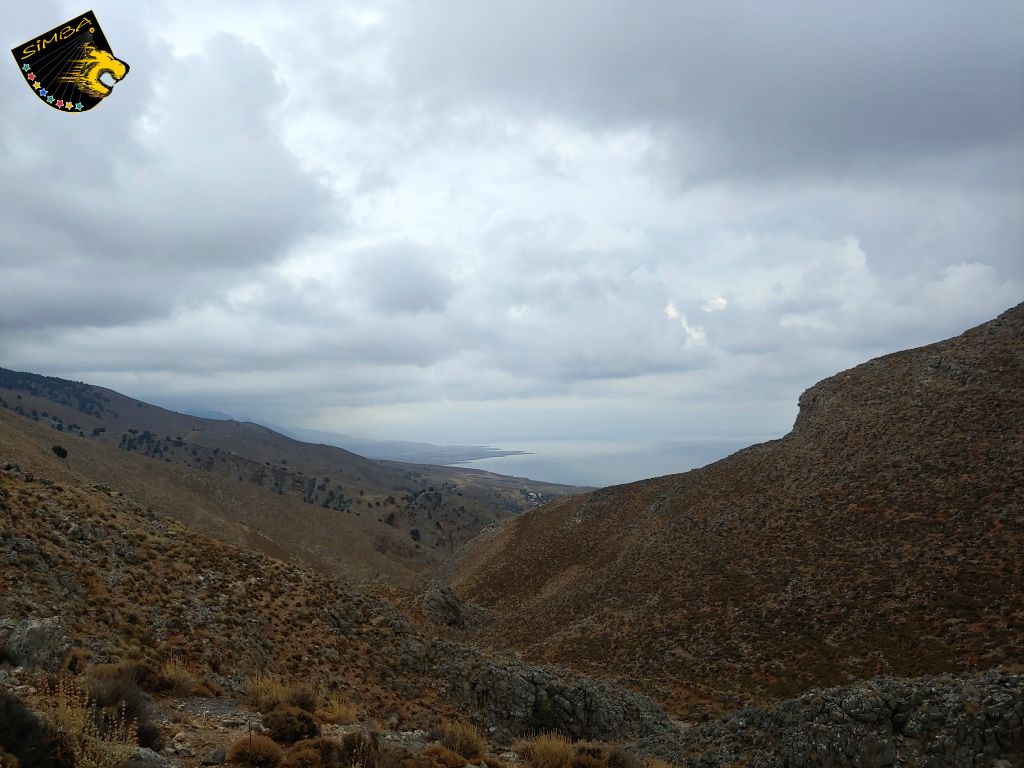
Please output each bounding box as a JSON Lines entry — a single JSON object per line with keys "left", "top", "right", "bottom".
{"left": 11, "top": 10, "right": 129, "bottom": 113}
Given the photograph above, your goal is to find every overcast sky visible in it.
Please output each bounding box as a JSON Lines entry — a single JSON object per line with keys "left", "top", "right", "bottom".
{"left": 1, "top": 1, "right": 1021, "bottom": 450}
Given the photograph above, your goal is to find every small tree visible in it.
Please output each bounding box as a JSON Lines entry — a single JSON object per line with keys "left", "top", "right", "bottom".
{"left": 52, "top": 445, "right": 68, "bottom": 460}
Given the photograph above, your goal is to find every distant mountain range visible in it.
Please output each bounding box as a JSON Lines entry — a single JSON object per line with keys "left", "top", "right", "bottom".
{"left": 271, "top": 426, "right": 530, "bottom": 465}
{"left": 0, "top": 367, "right": 581, "bottom": 585}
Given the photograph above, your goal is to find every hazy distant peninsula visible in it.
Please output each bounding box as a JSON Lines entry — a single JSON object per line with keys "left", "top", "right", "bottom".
{"left": 284, "top": 426, "right": 529, "bottom": 465}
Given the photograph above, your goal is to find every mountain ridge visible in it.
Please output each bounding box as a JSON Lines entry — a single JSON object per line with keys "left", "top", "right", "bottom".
{"left": 448, "top": 302, "right": 1024, "bottom": 718}
{"left": 0, "top": 368, "right": 582, "bottom": 585}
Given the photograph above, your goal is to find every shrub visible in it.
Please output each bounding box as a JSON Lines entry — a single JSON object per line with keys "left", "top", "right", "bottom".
{"left": 286, "top": 683, "right": 318, "bottom": 714}
{"left": 571, "top": 756, "right": 604, "bottom": 768}
{"left": 438, "top": 720, "right": 485, "bottom": 760}
{"left": 159, "top": 658, "right": 199, "bottom": 696}
{"left": 283, "top": 741, "right": 323, "bottom": 768}
{"left": 229, "top": 735, "right": 283, "bottom": 768}
{"left": 51, "top": 446, "right": 68, "bottom": 460}
{"left": 25, "top": 678, "right": 136, "bottom": 768}
{"left": 337, "top": 733, "right": 378, "bottom": 768}
{"left": 604, "top": 746, "right": 640, "bottom": 768}
{"left": 317, "top": 697, "right": 357, "bottom": 726}
{"left": 517, "top": 733, "right": 573, "bottom": 768}
{"left": 419, "top": 745, "right": 466, "bottom": 768}
{"left": 247, "top": 675, "right": 319, "bottom": 714}
{"left": 86, "top": 664, "right": 163, "bottom": 748}
{"left": 0, "top": 691, "right": 73, "bottom": 768}
{"left": 263, "top": 707, "right": 320, "bottom": 745}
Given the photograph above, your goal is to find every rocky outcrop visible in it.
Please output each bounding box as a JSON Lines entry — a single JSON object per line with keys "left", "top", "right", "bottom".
{"left": 421, "top": 582, "right": 494, "bottom": 630}
{"left": 421, "top": 639, "right": 674, "bottom": 742}
{"left": 639, "top": 670, "right": 1024, "bottom": 767}
{"left": 2, "top": 617, "right": 67, "bottom": 670}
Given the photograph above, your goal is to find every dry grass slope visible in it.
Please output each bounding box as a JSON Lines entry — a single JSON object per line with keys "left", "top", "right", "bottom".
{"left": 451, "top": 303, "right": 1024, "bottom": 718}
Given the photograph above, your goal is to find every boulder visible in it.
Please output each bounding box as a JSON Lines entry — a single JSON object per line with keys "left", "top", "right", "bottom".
{"left": 5, "top": 617, "right": 67, "bottom": 670}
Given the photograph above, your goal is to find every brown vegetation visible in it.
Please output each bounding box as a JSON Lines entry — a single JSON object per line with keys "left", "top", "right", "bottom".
{"left": 437, "top": 719, "right": 485, "bottom": 759}
{"left": 228, "top": 734, "right": 283, "bottom": 768}
{"left": 452, "top": 304, "right": 1024, "bottom": 718}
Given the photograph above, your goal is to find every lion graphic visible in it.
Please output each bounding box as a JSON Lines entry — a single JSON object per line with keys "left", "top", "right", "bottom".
{"left": 59, "top": 44, "right": 129, "bottom": 98}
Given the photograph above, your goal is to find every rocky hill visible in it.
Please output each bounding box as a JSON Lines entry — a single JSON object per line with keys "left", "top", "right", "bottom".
{"left": 448, "top": 303, "right": 1024, "bottom": 719}
{"left": 0, "top": 460, "right": 670, "bottom": 739}
{"left": 0, "top": 374, "right": 580, "bottom": 584}
{"left": 2, "top": 459, "right": 1021, "bottom": 768}
{"left": 2, "top": 305, "right": 1023, "bottom": 766}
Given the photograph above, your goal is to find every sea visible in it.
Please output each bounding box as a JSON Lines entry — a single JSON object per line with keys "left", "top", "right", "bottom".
{"left": 450, "top": 437, "right": 765, "bottom": 488}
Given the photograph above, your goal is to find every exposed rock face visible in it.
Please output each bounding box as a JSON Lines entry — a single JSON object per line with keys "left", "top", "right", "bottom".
{"left": 421, "top": 582, "right": 494, "bottom": 630}
{"left": 426, "top": 640, "right": 674, "bottom": 742}
{"left": 3, "top": 617, "right": 67, "bottom": 670}
{"left": 639, "top": 671, "right": 1024, "bottom": 767}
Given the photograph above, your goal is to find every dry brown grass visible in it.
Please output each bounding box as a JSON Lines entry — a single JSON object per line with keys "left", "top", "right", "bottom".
{"left": 283, "top": 741, "right": 323, "bottom": 768}
{"left": 437, "top": 719, "right": 485, "bottom": 759}
{"left": 28, "top": 676, "right": 137, "bottom": 768}
{"left": 645, "top": 760, "right": 674, "bottom": 768}
{"left": 228, "top": 734, "right": 283, "bottom": 768}
{"left": 517, "top": 733, "right": 573, "bottom": 768}
{"left": 317, "top": 696, "right": 358, "bottom": 725}
{"left": 247, "top": 674, "right": 319, "bottom": 713}
{"left": 420, "top": 745, "right": 467, "bottom": 768}
{"left": 160, "top": 658, "right": 200, "bottom": 696}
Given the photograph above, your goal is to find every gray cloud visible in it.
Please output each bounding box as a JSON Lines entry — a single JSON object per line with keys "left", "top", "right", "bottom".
{"left": 351, "top": 243, "right": 458, "bottom": 314}
{"left": 0, "top": 1, "right": 1021, "bottom": 460}
{"left": 391, "top": 1, "right": 1024, "bottom": 183}
{"left": 0, "top": 21, "right": 334, "bottom": 331}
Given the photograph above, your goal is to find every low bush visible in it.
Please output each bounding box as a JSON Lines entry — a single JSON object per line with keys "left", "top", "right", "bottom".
{"left": 228, "top": 734, "right": 283, "bottom": 768}
{"left": 279, "top": 733, "right": 412, "bottom": 768}
{"left": 263, "top": 707, "right": 320, "bottom": 745}
{"left": 25, "top": 678, "right": 135, "bottom": 768}
{"left": 160, "top": 658, "right": 199, "bottom": 696}
{"left": 283, "top": 741, "right": 324, "bottom": 768}
{"left": 605, "top": 745, "right": 640, "bottom": 768}
{"left": 0, "top": 692, "right": 73, "bottom": 768}
{"left": 247, "top": 675, "right": 319, "bottom": 714}
{"left": 86, "top": 666, "right": 162, "bottom": 750}
{"left": 419, "top": 745, "right": 465, "bottom": 768}
{"left": 317, "top": 697, "right": 357, "bottom": 726}
{"left": 438, "top": 720, "right": 485, "bottom": 760}
{"left": 517, "top": 733, "right": 573, "bottom": 768}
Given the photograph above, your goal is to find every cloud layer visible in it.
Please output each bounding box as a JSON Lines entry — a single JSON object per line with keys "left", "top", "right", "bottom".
{"left": 1, "top": 1, "right": 1021, "bottom": 452}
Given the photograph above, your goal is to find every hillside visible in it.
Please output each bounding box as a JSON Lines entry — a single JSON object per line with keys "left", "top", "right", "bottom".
{"left": 449, "top": 303, "right": 1024, "bottom": 719}
{"left": 2, "top": 446, "right": 1020, "bottom": 768}
{"left": 0, "top": 458, "right": 676, "bottom": 747}
{"left": 0, "top": 373, "right": 581, "bottom": 584}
